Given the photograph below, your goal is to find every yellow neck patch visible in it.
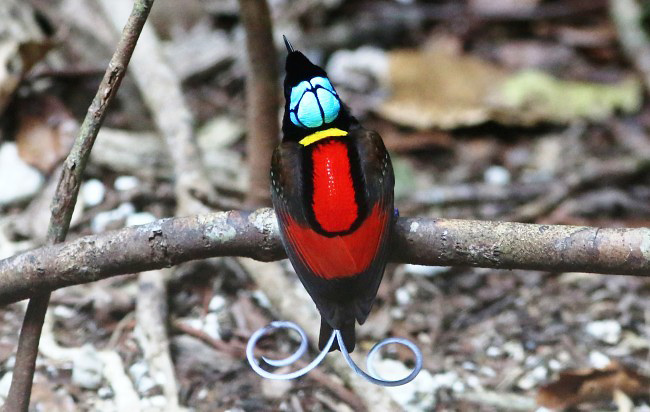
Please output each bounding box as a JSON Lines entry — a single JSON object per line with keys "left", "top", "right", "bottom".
{"left": 299, "top": 128, "right": 348, "bottom": 146}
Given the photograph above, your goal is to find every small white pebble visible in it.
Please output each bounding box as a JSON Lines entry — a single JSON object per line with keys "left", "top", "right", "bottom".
{"left": 53, "top": 305, "right": 76, "bottom": 319}
{"left": 462, "top": 361, "right": 477, "bottom": 371}
{"left": 114, "top": 175, "right": 139, "bottom": 191}
{"left": 390, "top": 307, "right": 405, "bottom": 320}
{"left": 81, "top": 179, "right": 105, "bottom": 207}
{"left": 395, "top": 287, "right": 411, "bottom": 306}
{"left": 585, "top": 320, "right": 621, "bottom": 344}
{"left": 405, "top": 264, "right": 451, "bottom": 278}
{"left": 531, "top": 365, "right": 547, "bottom": 380}
{"left": 548, "top": 359, "right": 562, "bottom": 371}
{"left": 136, "top": 375, "right": 157, "bottom": 394}
{"left": 517, "top": 365, "right": 547, "bottom": 390}
{"left": 480, "top": 366, "right": 496, "bottom": 377}
{"left": 91, "top": 203, "right": 136, "bottom": 233}
{"left": 146, "top": 395, "right": 167, "bottom": 407}
{"left": 417, "top": 332, "right": 432, "bottom": 345}
{"left": 589, "top": 351, "right": 611, "bottom": 368}
{"left": 484, "top": 165, "right": 511, "bottom": 186}
{"left": 97, "top": 386, "right": 113, "bottom": 399}
{"left": 209, "top": 295, "right": 227, "bottom": 312}
{"left": 128, "top": 361, "right": 148, "bottom": 383}
{"left": 486, "top": 346, "right": 502, "bottom": 357}
{"left": 126, "top": 212, "right": 156, "bottom": 227}
{"left": 203, "top": 312, "right": 221, "bottom": 340}
{"left": 557, "top": 351, "right": 571, "bottom": 363}
{"left": 524, "top": 355, "right": 541, "bottom": 368}
{"left": 466, "top": 375, "right": 481, "bottom": 389}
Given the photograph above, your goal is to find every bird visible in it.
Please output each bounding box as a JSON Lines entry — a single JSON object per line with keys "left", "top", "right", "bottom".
{"left": 270, "top": 36, "right": 395, "bottom": 352}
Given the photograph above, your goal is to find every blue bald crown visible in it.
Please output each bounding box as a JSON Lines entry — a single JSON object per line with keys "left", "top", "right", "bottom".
{"left": 289, "top": 76, "right": 341, "bottom": 128}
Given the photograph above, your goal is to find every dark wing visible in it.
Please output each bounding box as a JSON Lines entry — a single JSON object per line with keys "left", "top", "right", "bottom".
{"left": 348, "top": 126, "right": 395, "bottom": 324}
{"left": 271, "top": 142, "right": 341, "bottom": 325}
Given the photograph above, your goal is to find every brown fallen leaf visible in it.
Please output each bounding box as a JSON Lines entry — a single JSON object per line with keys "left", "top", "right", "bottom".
{"left": 15, "top": 95, "right": 77, "bottom": 173}
{"left": 378, "top": 48, "right": 641, "bottom": 129}
{"left": 537, "top": 362, "right": 650, "bottom": 410}
{"left": 380, "top": 49, "right": 505, "bottom": 130}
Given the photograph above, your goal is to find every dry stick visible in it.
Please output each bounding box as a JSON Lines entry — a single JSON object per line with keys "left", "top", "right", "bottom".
{"left": 1, "top": 208, "right": 650, "bottom": 305}
{"left": 610, "top": 0, "right": 650, "bottom": 91}
{"left": 239, "top": 0, "right": 280, "bottom": 208}
{"left": 412, "top": 182, "right": 550, "bottom": 207}
{"left": 3, "top": 1, "right": 155, "bottom": 410}
{"left": 509, "top": 156, "right": 650, "bottom": 222}
{"left": 135, "top": 270, "right": 180, "bottom": 408}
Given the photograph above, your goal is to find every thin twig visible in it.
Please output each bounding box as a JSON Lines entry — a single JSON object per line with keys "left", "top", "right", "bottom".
{"left": 135, "top": 270, "right": 181, "bottom": 409}
{"left": 238, "top": 0, "right": 280, "bottom": 208}
{"left": 1, "top": 208, "right": 650, "bottom": 305}
{"left": 4, "top": 1, "right": 155, "bottom": 410}
{"left": 509, "top": 156, "right": 650, "bottom": 222}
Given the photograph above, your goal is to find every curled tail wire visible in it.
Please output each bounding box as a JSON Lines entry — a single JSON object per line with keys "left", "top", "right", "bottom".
{"left": 247, "top": 320, "right": 422, "bottom": 386}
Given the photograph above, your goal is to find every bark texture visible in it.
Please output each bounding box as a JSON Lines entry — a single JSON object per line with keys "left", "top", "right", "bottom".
{"left": 1, "top": 209, "right": 649, "bottom": 305}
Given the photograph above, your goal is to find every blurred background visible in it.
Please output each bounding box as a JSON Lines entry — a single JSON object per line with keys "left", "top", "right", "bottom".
{"left": 1, "top": 0, "right": 650, "bottom": 410}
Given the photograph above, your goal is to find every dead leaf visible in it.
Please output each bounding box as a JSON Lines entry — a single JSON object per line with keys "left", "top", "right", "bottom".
{"left": 379, "top": 48, "right": 642, "bottom": 129}
{"left": 537, "top": 362, "right": 650, "bottom": 410}
{"left": 380, "top": 49, "right": 505, "bottom": 130}
{"left": 15, "top": 95, "right": 78, "bottom": 173}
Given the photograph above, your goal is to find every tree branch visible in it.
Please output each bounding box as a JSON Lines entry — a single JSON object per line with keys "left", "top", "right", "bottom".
{"left": 1, "top": 208, "right": 649, "bottom": 305}
{"left": 4, "top": 1, "right": 155, "bottom": 410}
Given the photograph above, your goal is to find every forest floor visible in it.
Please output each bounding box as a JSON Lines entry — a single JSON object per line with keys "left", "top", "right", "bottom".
{"left": 2, "top": 0, "right": 650, "bottom": 410}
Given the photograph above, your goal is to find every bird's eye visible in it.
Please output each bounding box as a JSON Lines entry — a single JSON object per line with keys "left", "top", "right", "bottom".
{"left": 289, "top": 77, "right": 341, "bottom": 128}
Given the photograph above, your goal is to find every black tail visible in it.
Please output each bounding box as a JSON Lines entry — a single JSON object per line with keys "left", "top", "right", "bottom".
{"left": 319, "top": 318, "right": 355, "bottom": 352}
